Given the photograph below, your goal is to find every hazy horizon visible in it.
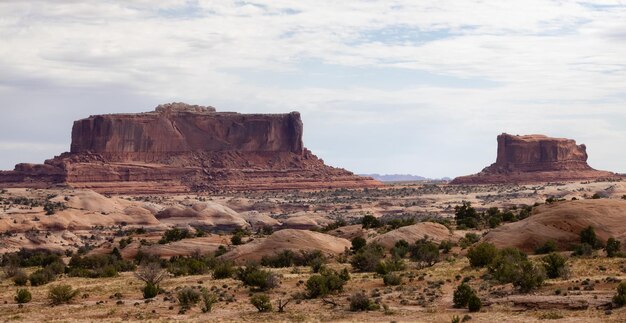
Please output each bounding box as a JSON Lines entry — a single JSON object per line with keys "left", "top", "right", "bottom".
{"left": 1, "top": 1, "right": 625, "bottom": 178}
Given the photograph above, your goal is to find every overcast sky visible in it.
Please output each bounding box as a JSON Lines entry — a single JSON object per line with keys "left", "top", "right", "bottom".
{"left": 1, "top": 1, "right": 625, "bottom": 178}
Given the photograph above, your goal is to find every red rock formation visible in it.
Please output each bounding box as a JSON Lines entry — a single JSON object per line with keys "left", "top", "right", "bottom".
{"left": 451, "top": 133, "right": 621, "bottom": 184}
{"left": 0, "top": 103, "right": 381, "bottom": 193}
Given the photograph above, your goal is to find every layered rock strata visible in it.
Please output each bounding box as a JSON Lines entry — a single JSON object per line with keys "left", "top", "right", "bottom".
{"left": 0, "top": 103, "right": 381, "bottom": 193}
{"left": 451, "top": 133, "right": 620, "bottom": 184}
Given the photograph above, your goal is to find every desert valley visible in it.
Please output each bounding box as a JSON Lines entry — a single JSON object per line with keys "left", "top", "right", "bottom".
{"left": 0, "top": 104, "right": 625, "bottom": 322}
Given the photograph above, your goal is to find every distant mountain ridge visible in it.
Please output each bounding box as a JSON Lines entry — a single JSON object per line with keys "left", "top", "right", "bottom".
{"left": 360, "top": 174, "right": 450, "bottom": 182}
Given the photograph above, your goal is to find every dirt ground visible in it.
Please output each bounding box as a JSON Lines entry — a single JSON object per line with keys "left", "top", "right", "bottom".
{"left": 1, "top": 180, "right": 626, "bottom": 322}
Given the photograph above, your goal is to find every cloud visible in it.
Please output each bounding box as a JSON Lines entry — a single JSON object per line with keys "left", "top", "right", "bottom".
{"left": 0, "top": 1, "right": 625, "bottom": 177}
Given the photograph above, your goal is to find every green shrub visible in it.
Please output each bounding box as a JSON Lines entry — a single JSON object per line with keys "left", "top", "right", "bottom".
{"left": 383, "top": 273, "right": 402, "bottom": 286}
{"left": 468, "top": 294, "right": 482, "bottom": 312}
{"left": 489, "top": 247, "right": 545, "bottom": 292}
{"left": 361, "top": 215, "right": 382, "bottom": 229}
{"left": 572, "top": 243, "right": 594, "bottom": 256}
{"left": 514, "top": 260, "right": 545, "bottom": 293}
{"left": 391, "top": 240, "right": 410, "bottom": 258}
{"left": 167, "top": 255, "right": 214, "bottom": 276}
{"left": 455, "top": 201, "right": 480, "bottom": 229}
{"left": 158, "top": 228, "right": 191, "bottom": 244}
{"left": 467, "top": 242, "right": 498, "bottom": 268}
{"left": 350, "top": 244, "right": 384, "bottom": 272}
{"left": 410, "top": 238, "right": 440, "bottom": 267}
{"left": 201, "top": 288, "right": 218, "bottom": 313}
{"left": 13, "top": 270, "right": 28, "bottom": 286}
{"left": 177, "top": 287, "right": 200, "bottom": 311}
{"left": 212, "top": 261, "right": 234, "bottom": 279}
{"left": 48, "top": 284, "right": 79, "bottom": 305}
{"left": 305, "top": 269, "right": 349, "bottom": 298}
{"left": 580, "top": 226, "right": 597, "bottom": 248}
{"left": 459, "top": 233, "right": 480, "bottom": 249}
{"left": 29, "top": 268, "right": 56, "bottom": 286}
{"left": 260, "top": 250, "right": 326, "bottom": 268}
{"left": 143, "top": 283, "right": 159, "bottom": 299}
{"left": 231, "top": 234, "right": 243, "bottom": 245}
{"left": 535, "top": 240, "right": 557, "bottom": 254}
{"left": 237, "top": 264, "right": 278, "bottom": 291}
{"left": 613, "top": 281, "right": 626, "bottom": 307}
{"left": 2, "top": 249, "right": 62, "bottom": 267}
{"left": 375, "top": 257, "right": 405, "bottom": 275}
{"left": 542, "top": 253, "right": 568, "bottom": 279}
{"left": 439, "top": 240, "right": 454, "bottom": 253}
{"left": 453, "top": 283, "right": 475, "bottom": 308}
{"left": 349, "top": 292, "right": 379, "bottom": 311}
{"left": 351, "top": 237, "right": 367, "bottom": 252}
{"left": 606, "top": 238, "right": 621, "bottom": 257}
{"left": 68, "top": 253, "right": 134, "bottom": 278}
{"left": 250, "top": 294, "right": 272, "bottom": 312}
{"left": 14, "top": 289, "right": 32, "bottom": 304}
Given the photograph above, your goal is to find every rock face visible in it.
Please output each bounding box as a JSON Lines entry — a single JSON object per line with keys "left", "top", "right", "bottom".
{"left": 451, "top": 133, "right": 620, "bottom": 184}
{"left": 483, "top": 199, "right": 626, "bottom": 252}
{"left": 0, "top": 103, "right": 381, "bottom": 193}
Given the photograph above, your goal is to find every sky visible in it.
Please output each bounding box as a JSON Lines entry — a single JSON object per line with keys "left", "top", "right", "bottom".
{"left": 1, "top": 1, "right": 625, "bottom": 178}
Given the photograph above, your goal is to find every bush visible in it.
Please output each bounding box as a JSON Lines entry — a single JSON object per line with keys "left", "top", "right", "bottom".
{"left": 613, "top": 281, "right": 626, "bottom": 307}
{"left": 13, "top": 270, "right": 28, "bottom": 286}
{"left": 250, "top": 294, "right": 272, "bottom": 312}
{"left": 260, "top": 250, "right": 326, "bottom": 268}
{"left": 349, "top": 292, "right": 379, "bottom": 311}
{"left": 231, "top": 234, "right": 243, "bottom": 245}
{"left": 177, "top": 287, "right": 201, "bottom": 311}
{"left": 351, "top": 237, "right": 367, "bottom": 252}
{"left": 439, "top": 240, "right": 454, "bottom": 253}
{"left": 143, "top": 283, "right": 159, "bottom": 299}
{"left": 158, "top": 228, "right": 191, "bottom": 244}
{"left": 606, "top": 237, "right": 621, "bottom": 257}
{"left": 514, "top": 260, "right": 545, "bottom": 293}
{"left": 572, "top": 243, "right": 594, "bottom": 256}
{"left": 535, "top": 240, "right": 557, "bottom": 254}
{"left": 350, "top": 244, "right": 384, "bottom": 272}
{"left": 212, "top": 261, "right": 234, "bottom": 279}
{"left": 29, "top": 268, "right": 56, "bottom": 286}
{"left": 542, "top": 253, "right": 568, "bottom": 279}
{"left": 489, "top": 247, "right": 545, "bottom": 292}
{"left": 410, "top": 238, "right": 440, "bottom": 267}
{"left": 2, "top": 249, "right": 62, "bottom": 267}
{"left": 453, "top": 283, "right": 475, "bottom": 308}
{"left": 237, "top": 264, "right": 278, "bottom": 291}
{"left": 391, "top": 240, "right": 409, "bottom": 258}
{"left": 68, "top": 253, "right": 135, "bottom": 278}
{"left": 305, "top": 269, "right": 349, "bottom": 298}
{"left": 467, "top": 242, "right": 498, "bottom": 268}
{"left": 468, "top": 294, "right": 482, "bottom": 312}
{"left": 361, "top": 214, "right": 382, "bottom": 229}
{"left": 375, "top": 257, "right": 405, "bottom": 275}
{"left": 15, "top": 288, "right": 32, "bottom": 304}
{"left": 455, "top": 201, "right": 480, "bottom": 229}
{"left": 201, "top": 288, "right": 218, "bottom": 313}
{"left": 580, "top": 226, "right": 597, "bottom": 248}
{"left": 48, "top": 284, "right": 79, "bottom": 305}
{"left": 167, "top": 255, "right": 215, "bottom": 276}
{"left": 383, "top": 273, "right": 402, "bottom": 286}
{"left": 459, "top": 233, "right": 480, "bottom": 249}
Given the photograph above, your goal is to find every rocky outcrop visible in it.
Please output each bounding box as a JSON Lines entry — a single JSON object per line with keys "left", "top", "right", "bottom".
{"left": 451, "top": 133, "right": 621, "bottom": 184}
{"left": 483, "top": 199, "right": 626, "bottom": 252}
{"left": 0, "top": 103, "right": 381, "bottom": 193}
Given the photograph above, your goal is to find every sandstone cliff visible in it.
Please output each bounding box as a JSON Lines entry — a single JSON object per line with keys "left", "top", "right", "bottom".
{"left": 451, "top": 133, "right": 620, "bottom": 184}
{"left": 0, "top": 103, "right": 381, "bottom": 193}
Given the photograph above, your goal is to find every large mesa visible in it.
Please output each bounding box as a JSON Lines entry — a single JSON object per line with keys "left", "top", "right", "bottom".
{"left": 0, "top": 103, "right": 381, "bottom": 193}
{"left": 451, "top": 133, "right": 621, "bottom": 184}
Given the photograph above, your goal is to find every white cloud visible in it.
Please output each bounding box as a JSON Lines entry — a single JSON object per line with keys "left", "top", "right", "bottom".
{"left": 0, "top": 1, "right": 625, "bottom": 177}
